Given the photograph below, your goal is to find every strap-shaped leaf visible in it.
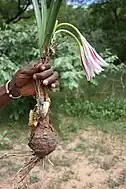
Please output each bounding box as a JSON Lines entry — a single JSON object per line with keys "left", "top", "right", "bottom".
{"left": 44, "top": 0, "right": 63, "bottom": 48}
{"left": 32, "top": 0, "right": 42, "bottom": 54}
{"left": 40, "top": 0, "right": 47, "bottom": 51}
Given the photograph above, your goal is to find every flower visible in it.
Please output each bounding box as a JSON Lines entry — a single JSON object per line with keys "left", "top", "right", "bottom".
{"left": 80, "top": 35, "right": 108, "bottom": 81}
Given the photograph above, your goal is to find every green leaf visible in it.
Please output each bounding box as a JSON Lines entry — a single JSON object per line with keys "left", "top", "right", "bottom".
{"left": 44, "top": 0, "right": 63, "bottom": 48}
{"left": 32, "top": 0, "right": 42, "bottom": 54}
{"left": 40, "top": 0, "right": 47, "bottom": 49}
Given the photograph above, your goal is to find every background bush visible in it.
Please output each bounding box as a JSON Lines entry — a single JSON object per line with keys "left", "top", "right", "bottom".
{"left": 0, "top": 0, "right": 126, "bottom": 122}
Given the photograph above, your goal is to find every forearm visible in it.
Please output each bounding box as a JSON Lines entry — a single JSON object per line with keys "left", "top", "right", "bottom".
{"left": 0, "top": 86, "right": 12, "bottom": 109}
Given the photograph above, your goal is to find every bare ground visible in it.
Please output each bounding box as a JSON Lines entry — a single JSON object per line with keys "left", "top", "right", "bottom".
{"left": 0, "top": 127, "right": 126, "bottom": 189}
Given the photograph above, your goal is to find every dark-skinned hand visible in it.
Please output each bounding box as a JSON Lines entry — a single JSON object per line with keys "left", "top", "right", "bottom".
{"left": 9, "top": 60, "right": 59, "bottom": 97}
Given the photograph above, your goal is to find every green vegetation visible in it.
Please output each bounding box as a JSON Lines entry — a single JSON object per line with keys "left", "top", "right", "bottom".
{"left": 0, "top": 3, "right": 126, "bottom": 188}
{"left": 0, "top": 0, "right": 126, "bottom": 137}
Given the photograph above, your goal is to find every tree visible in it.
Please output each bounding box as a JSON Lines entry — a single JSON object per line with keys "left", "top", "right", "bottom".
{"left": 88, "top": 0, "right": 126, "bottom": 62}
{"left": 0, "top": 0, "right": 32, "bottom": 24}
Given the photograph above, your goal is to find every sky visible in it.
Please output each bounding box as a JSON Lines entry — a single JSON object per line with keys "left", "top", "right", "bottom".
{"left": 67, "top": 0, "right": 96, "bottom": 5}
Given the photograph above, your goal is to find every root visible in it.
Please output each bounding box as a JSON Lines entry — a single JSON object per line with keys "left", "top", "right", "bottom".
{"left": 11, "top": 155, "right": 55, "bottom": 188}
{"left": 40, "top": 159, "right": 44, "bottom": 189}
{"left": 13, "top": 155, "right": 40, "bottom": 184}
{"left": 0, "top": 150, "right": 55, "bottom": 188}
{"left": 0, "top": 151, "right": 33, "bottom": 159}
{"left": 47, "top": 157, "right": 54, "bottom": 166}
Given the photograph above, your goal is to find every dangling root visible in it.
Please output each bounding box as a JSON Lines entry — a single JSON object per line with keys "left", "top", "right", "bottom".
{"left": 13, "top": 155, "right": 41, "bottom": 184}
{"left": 11, "top": 155, "right": 55, "bottom": 189}
{"left": 40, "top": 159, "right": 45, "bottom": 189}
{"left": 0, "top": 151, "right": 33, "bottom": 160}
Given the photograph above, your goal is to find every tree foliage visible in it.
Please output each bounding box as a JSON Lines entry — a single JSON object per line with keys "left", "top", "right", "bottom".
{"left": 0, "top": 24, "right": 39, "bottom": 84}
{"left": 59, "top": 0, "right": 126, "bottom": 62}
{"left": 0, "top": 0, "right": 32, "bottom": 24}
{"left": 1, "top": 0, "right": 126, "bottom": 120}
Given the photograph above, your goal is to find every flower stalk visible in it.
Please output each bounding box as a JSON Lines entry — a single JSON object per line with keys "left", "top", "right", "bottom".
{"left": 32, "top": 0, "right": 108, "bottom": 81}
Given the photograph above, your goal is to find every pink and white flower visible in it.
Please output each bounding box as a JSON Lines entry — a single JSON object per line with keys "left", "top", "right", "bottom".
{"left": 80, "top": 35, "right": 108, "bottom": 81}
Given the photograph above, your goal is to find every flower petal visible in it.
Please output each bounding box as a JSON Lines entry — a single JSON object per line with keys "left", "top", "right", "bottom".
{"left": 83, "top": 43, "right": 104, "bottom": 72}
{"left": 80, "top": 46, "right": 92, "bottom": 81}
{"left": 84, "top": 38, "right": 108, "bottom": 67}
{"left": 80, "top": 35, "right": 108, "bottom": 80}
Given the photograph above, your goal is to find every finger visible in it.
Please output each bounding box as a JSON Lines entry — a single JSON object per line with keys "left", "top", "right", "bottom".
{"left": 41, "top": 63, "right": 51, "bottom": 71}
{"left": 43, "top": 72, "right": 59, "bottom": 86}
{"left": 33, "top": 69, "right": 53, "bottom": 80}
{"left": 21, "top": 62, "right": 42, "bottom": 75}
{"left": 51, "top": 80, "right": 59, "bottom": 88}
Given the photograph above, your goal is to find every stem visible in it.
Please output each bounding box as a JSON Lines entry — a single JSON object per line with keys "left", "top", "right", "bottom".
{"left": 56, "top": 22, "right": 83, "bottom": 45}
{"left": 57, "top": 23, "right": 82, "bottom": 35}
{"left": 55, "top": 29, "right": 82, "bottom": 48}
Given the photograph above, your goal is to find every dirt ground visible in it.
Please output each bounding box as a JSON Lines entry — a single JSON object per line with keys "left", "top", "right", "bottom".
{"left": 0, "top": 127, "right": 126, "bottom": 189}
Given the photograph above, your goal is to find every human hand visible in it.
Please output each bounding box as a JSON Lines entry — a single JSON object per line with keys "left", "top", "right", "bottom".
{"left": 9, "top": 60, "right": 59, "bottom": 97}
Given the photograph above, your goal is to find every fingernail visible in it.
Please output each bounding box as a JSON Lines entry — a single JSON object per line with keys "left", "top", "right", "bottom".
{"left": 43, "top": 80, "right": 48, "bottom": 85}
{"left": 41, "top": 65, "right": 45, "bottom": 70}
{"left": 33, "top": 74, "right": 37, "bottom": 80}
{"left": 51, "top": 83, "right": 56, "bottom": 88}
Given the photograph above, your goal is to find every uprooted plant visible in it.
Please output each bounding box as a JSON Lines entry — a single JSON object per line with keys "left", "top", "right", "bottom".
{"left": 12, "top": 0, "right": 108, "bottom": 186}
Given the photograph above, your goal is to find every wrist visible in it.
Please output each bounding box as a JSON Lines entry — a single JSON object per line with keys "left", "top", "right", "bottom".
{"left": 9, "top": 80, "right": 20, "bottom": 97}
{"left": 7, "top": 80, "right": 21, "bottom": 98}
{"left": 0, "top": 86, "right": 12, "bottom": 108}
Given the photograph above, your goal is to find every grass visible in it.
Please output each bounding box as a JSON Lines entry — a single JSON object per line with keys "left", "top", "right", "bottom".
{"left": 107, "top": 169, "right": 126, "bottom": 188}
{"left": 0, "top": 160, "right": 21, "bottom": 180}
{"left": 55, "top": 116, "right": 126, "bottom": 146}
{"left": 93, "top": 119, "right": 126, "bottom": 135}
{"left": 69, "top": 139, "right": 89, "bottom": 153}
{"left": 47, "top": 170, "right": 75, "bottom": 189}
{"left": 51, "top": 155, "right": 73, "bottom": 167}
{"left": 0, "top": 120, "right": 28, "bottom": 145}
{"left": 88, "top": 155, "right": 119, "bottom": 171}
{"left": 0, "top": 114, "right": 126, "bottom": 148}
{"left": 0, "top": 113, "right": 126, "bottom": 188}
{"left": 61, "top": 170, "right": 74, "bottom": 182}
{"left": 30, "top": 175, "right": 40, "bottom": 184}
